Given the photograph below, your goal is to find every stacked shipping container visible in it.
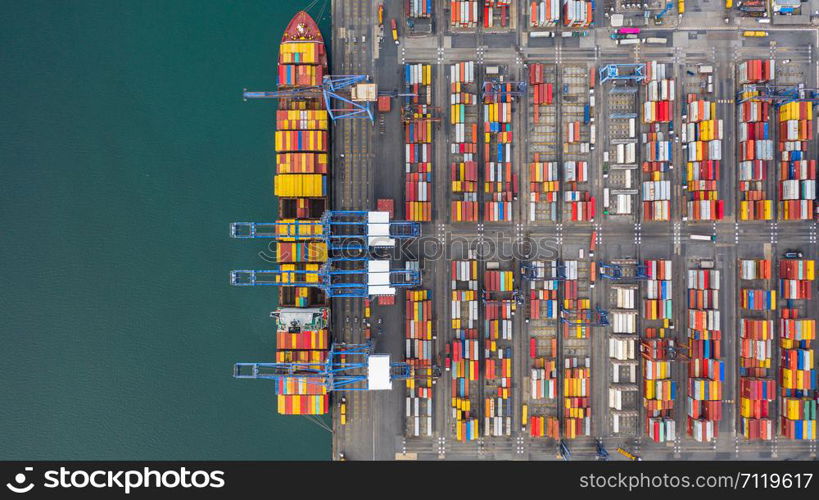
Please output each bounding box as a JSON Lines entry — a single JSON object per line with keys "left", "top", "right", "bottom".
{"left": 483, "top": 0, "right": 512, "bottom": 29}
{"left": 450, "top": 259, "right": 481, "bottom": 441}
{"left": 405, "top": 289, "right": 434, "bottom": 436}
{"left": 528, "top": 63, "right": 560, "bottom": 222}
{"left": 564, "top": 356, "right": 591, "bottom": 438}
{"left": 482, "top": 75, "right": 518, "bottom": 222}
{"left": 778, "top": 258, "right": 817, "bottom": 440}
{"left": 641, "top": 62, "right": 674, "bottom": 222}
{"left": 777, "top": 101, "right": 815, "bottom": 220}
{"left": 526, "top": 260, "right": 561, "bottom": 438}
{"left": 738, "top": 259, "right": 775, "bottom": 440}
{"left": 642, "top": 260, "right": 676, "bottom": 442}
{"left": 483, "top": 265, "right": 515, "bottom": 436}
{"left": 450, "top": 62, "right": 480, "bottom": 222}
{"left": 450, "top": 0, "right": 480, "bottom": 28}
{"left": 737, "top": 60, "right": 775, "bottom": 221}
{"left": 529, "top": 0, "right": 560, "bottom": 27}
{"left": 406, "top": 0, "right": 433, "bottom": 18}
{"left": 275, "top": 309, "right": 331, "bottom": 415}
{"left": 404, "top": 64, "right": 434, "bottom": 221}
{"left": 562, "top": 65, "right": 595, "bottom": 222}
{"left": 686, "top": 266, "right": 724, "bottom": 442}
{"left": 562, "top": 258, "right": 592, "bottom": 439}
{"left": 683, "top": 96, "right": 724, "bottom": 221}
{"left": 608, "top": 281, "right": 640, "bottom": 435}
{"left": 562, "top": 0, "right": 593, "bottom": 26}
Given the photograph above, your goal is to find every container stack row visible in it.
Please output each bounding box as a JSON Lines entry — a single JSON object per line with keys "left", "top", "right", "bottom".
{"left": 737, "top": 60, "right": 775, "bottom": 221}
{"left": 404, "top": 64, "right": 434, "bottom": 221}
{"left": 525, "top": 260, "right": 561, "bottom": 438}
{"left": 777, "top": 101, "right": 815, "bottom": 220}
{"left": 608, "top": 279, "right": 640, "bottom": 436}
{"left": 778, "top": 258, "right": 817, "bottom": 440}
{"left": 562, "top": 65, "right": 595, "bottom": 222}
{"left": 642, "top": 260, "right": 676, "bottom": 442}
{"left": 737, "top": 258, "right": 775, "bottom": 440}
{"left": 450, "top": 62, "right": 480, "bottom": 222}
{"left": 449, "top": 259, "right": 481, "bottom": 441}
{"left": 641, "top": 62, "right": 674, "bottom": 222}
{"left": 483, "top": 264, "right": 516, "bottom": 436}
{"left": 682, "top": 96, "right": 724, "bottom": 221}
{"left": 562, "top": 258, "right": 593, "bottom": 439}
{"left": 528, "top": 0, "right": 560, "bottom": 28}
{"left": 562, "top": 0, "right": 593, "bottom": 27}
{"left": 527, "top": 63, "right": 560, "bottom": 222}
{"left": 450, "top": 0, "right": 480, "bottom": 28}
{"left": 406, "top": 0, "right": 433, "bottom": 19}
{"left": 405, "top": 289, "right": 434, "bottom": 437}
{"left": 686, "top": 265, "right": 723, "bottom": 442}
{"left": 275, "top": 309, "right": 331, "bottom": 415}
{"left": 600, "top": 69, "right": 640, "bottom": 220}
{"left": 482, "top": 71, "right": 518, "bottom": 222}
{"left": 483, "top": 0, "right": 513, "bottom": 29}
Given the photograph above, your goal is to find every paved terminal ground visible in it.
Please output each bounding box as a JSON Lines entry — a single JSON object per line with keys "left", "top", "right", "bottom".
{"left": 331, "top": 0, "right": 819, "bottom": 460}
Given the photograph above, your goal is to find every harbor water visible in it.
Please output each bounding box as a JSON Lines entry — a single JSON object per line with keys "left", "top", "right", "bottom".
{"left": 0, "top": 1, "right": 331, "bottom": 459}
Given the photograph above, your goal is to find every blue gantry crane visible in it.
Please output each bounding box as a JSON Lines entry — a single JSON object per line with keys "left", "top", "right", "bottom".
{"left": 482, "top": 80, "right": 527, "bottom": 100}
{"left": 234, "top": 341, "right": 418, "bottom": 391}
{"left": 230, "top": 259, "right": 421, "bottom": 298}
{"left": 520, "top": 261, "right": 568, "bottom": 281}
{"left": 244, "top": 74, "right": 375, "bottom": 122}
{"left": 654, "top": 1, "right": 674, "bottom": 23}
{"left": 560, "top": 306, "right": 610, "bottom": 327}
{"left": 599, "top": 64, "right": 647, "bottom": 84}
{"left": 558, "top": 439, "right": 572, "bottom": 461}
{"left": 596, "top": 439, "right": 610, "bottom": 461}
{"left": 598, "top": 261, "right": 649, "bottom": 280}
{"left": 230, "top": 210, "right": 420, "bottom": 250}
{"left": 736, "top": 83, "right": 819, "bottom": 108}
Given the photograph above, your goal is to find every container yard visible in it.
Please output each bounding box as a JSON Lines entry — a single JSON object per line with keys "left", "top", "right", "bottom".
{"left": 232, "top": 0, "right": 819, "bottom": 462}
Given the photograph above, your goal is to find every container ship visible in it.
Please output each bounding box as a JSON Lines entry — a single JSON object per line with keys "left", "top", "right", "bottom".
{"left": 272, "top": 11, "right": 332, "bottom": 416}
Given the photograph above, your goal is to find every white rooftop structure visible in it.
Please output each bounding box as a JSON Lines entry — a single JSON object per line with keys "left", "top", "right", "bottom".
{"left": 367, "top": 211, "right": 395, "bottom": 248}
{"left": 367, "top": 354, "right": 393, "bottom": 390}
{"left": 368, "top": 260, "right": 396, "bottom": 296}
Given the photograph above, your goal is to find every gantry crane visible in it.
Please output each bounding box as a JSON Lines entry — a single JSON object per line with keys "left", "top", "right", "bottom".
{"left": 230, "top": 258, "right": 421, "bottom": 298}
{"left": 481, "top": 80, "right": 527, "bottom": 100}
{"left": 230, "top": 210, "right": 420, "bottom": 250}
{"left": 234, "top": 341, "right": 439, "bottom": 392}
{"left": 560, "top": 306, "right": 610, "bottom": 327}
{"left": 244, "top": 74, "right": 376, "bottom": 122}
{"left": 520, "top": 261, "right": 569, "bottom": 281}
{"left": 599, "top": 64, "right": 647, "bottom": 84}
{"left": 736, "top": 83, "right": 819, "bottom": 108}
{"left": 598, "top": 261, "right": 650, "bottom": 280}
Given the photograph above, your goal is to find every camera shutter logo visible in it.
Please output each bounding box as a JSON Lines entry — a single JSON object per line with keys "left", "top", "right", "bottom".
{"left": 6, "top": 467, "right": 35, "bottom": 494}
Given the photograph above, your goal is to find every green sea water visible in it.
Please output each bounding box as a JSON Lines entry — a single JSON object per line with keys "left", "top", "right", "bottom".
{"left": 0, "top": 0, "right": 330, "bottom": 460}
